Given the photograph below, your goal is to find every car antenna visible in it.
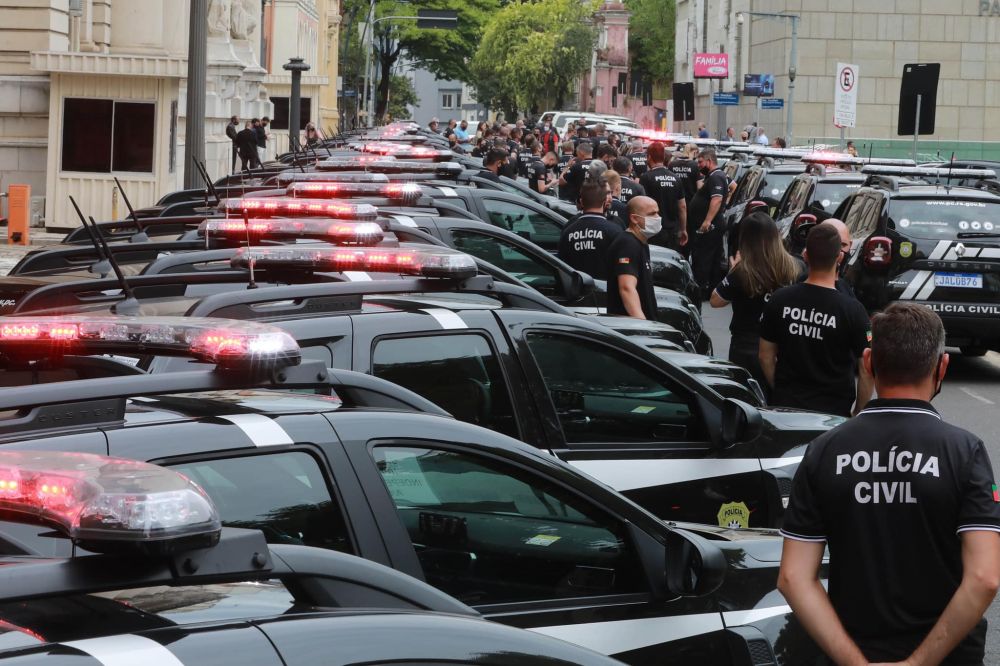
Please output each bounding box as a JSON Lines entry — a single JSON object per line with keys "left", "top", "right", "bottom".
{"left": 194, "top": 158, "right": 220, "bottom": 206}
{"left": 291, "top": 140, "right": 307, "bottom": 172}
{"left": 68, "top": 196, "right": 140, "bottom": 314}
{"left": 71, "top": 202, "right": 112, "bottom": 278}
{"left": 243, "top": 208, "right": 258, "bottom": 290}
{"left": 112, "top": 177, "right": 149, "bottom": 243}
{"left": 946, "top": 151, "right": 956, "bottom": 190}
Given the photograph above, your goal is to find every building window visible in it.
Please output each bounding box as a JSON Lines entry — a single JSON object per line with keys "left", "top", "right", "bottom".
{"left": 61, "top": 98, "right": 155, "bottom": 173}
{"left": 441, "top": 91, "right": 460, "bottom": 110}
{"left": 270, "top": 97, "right": 312, "bottom": 131}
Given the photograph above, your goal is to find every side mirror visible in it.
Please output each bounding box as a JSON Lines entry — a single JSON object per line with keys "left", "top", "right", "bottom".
{"left": 562, "top": 269, "right": 595, "bottom": 302}
{"left": 721, "top": 398, "right": 763, "bottom": 446}
{"left": 665, "top": 529, "right": 728, "bottom": 597}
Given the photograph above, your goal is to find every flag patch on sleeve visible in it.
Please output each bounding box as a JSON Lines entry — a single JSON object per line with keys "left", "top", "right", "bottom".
{"left": 618, "top": 257, "right": 630, "bottom": 264}
{"left": 992, "top": 484, "right": 999, "bottom": 503}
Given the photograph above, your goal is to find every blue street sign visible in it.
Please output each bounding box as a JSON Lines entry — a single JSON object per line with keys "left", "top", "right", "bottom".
{"left": 760, "top": 98, "right": 784, "bottom": 110}
{"left": 713, "top": 92, "right": 739, "bottom": 106}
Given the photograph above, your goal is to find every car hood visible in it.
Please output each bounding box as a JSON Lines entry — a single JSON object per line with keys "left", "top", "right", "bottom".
{"left": 760, "top": 407, "right": 846, "bottom": 432}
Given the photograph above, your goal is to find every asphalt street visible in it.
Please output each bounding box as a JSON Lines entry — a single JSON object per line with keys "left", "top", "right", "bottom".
{"left": 701, "top": 303, "right": 1000, "bottom": 661}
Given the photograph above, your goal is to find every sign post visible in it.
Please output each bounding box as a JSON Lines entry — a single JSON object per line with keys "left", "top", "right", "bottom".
{"left": 834, "top": 62, "right": 858, "bottom": 148}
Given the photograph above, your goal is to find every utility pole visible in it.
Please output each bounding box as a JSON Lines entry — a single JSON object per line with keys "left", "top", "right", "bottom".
{"left": 184, "top": 0, "right": 207, "bottom": 189}
{"left": 284, "top": 57, "right": 311, "bottom": 148}
{"left": 735, "top": 11, "right": 799, "bottom": 146}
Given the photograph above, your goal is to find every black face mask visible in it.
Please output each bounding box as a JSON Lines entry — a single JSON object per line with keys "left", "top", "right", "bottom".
{"left": 700, "top": 166, "right": 711, "bottom": 176}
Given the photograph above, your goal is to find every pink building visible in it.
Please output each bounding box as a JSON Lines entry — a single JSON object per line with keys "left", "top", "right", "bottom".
{"left": 577, "top": 1, "right": 668, "bottom": 130}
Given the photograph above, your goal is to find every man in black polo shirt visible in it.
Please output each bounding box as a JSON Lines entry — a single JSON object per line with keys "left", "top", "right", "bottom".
{"left": 479, "top": 147, "right": 508, "bottom": 183}
{"left": 558, "top": 141, "right": 594, "bottom": 205}
{"left": 528, "top": 151, "right": 558, "bottom": 196}
{"left": 612, "top": 156, "right": 645, "bottom": 202}
{"left": 606, "top": 195, "right": 659, "bottom": 320}
{"left": 687, "top": 148, "right": 728, "bottom": 295}
{"left": 557, "top": 178, "right": 621, "bottom": 281}
{"left": 778, "top": 302, "right": 1000, "bottom": 665}
{"left": 759, "top": 222, "right": 873, "bottom": 417}
{"left": 638, "top": 141, "right": 687, "bottom": 252}
{"left": 628, "top": 140, "right": 649, "bottom": 178}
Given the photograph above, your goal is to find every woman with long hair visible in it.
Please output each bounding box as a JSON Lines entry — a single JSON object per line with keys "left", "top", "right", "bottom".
{"left": 710, "top": 212, "right": 798, "bottom": 397}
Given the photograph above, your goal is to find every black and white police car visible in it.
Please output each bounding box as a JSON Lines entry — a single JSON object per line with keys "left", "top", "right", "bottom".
{"left": 0, "top": 319, "right": 822, "bottom": 665}
{"left": 835, "top": 165, "right": 1000, "bottom": 355}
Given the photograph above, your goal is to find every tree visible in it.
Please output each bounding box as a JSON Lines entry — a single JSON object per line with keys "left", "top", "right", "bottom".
{"left": 624, "top": 0, "right": 675, "bottom": 85}
{"left": 340, "top": 0, "right": 499, "bottom": 123}
{"left": 386, "top": 74, "right": 418, "bottom": 120}
{"left": 471, "top": 0, "right": 598, "bottom": 119}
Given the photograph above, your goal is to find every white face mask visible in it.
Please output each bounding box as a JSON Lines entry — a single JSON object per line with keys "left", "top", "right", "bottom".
{"left": 640, "top": 215, "right": 662, "bottom": 238}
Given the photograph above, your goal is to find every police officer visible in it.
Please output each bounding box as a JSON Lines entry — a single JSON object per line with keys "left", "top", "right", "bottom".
{"left": 557, "top": 178, "right": 621, "bottom": 281}
{"left": 528, "top": 151, "right": 559, "bottom": 196}
{"left": 778, "top": 302, "right": 1000, "bottom": 666}
{"left": 518, "top": 135, "right": 537, "bottom": 178}
{"left": 687, "top": 148, "right": 727, "bottom": 296}
{"left": 758, "top": 222, "right": 874, "bottom": 417}
{"left": 628, "top": 140, "right": 648, "bottom": 178}
{"left": 669, "top": 143, "right": 701, "bottom": 202}
{"left": 612, "top": 157, "right": 645, "bottom": 202}
{"left": 639, "top": 142, "right": 687, "bottom": 251}
{"left": 479, "top": 147, "right": 508, "bottom": 183}
{"left": 606, "top": 195, "right": 660, "bottom": 320}
{"left": 558, "top": 141, "right": 594, "bottom": 205}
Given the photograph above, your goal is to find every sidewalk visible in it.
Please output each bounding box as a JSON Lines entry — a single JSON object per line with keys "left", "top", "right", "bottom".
{"left": 0, "top": 230, "right": 64, "bottom": 275}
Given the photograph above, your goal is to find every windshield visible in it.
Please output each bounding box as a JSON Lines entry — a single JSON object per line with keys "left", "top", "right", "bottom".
{"left": 888, "top": 199, "right": 1000, "bottom": 240}
{"left": 813, "top": 182, "right": 863, "bottom": 212}
{"left": 759, "top": 172, "right": 799, "bottom": 201}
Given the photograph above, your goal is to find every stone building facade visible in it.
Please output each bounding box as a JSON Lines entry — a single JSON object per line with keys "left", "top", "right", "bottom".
{"left": 675, "top": 0, "right": 1000, "bottom": 157}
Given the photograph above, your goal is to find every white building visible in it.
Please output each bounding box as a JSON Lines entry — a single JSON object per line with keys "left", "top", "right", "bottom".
{"left": 0, "top": 0, "right": 283, "bottom": 229}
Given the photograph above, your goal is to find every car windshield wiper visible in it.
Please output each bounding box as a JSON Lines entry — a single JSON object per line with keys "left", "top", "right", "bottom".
{"left": 956, "top": 232, "right": 1000, "bottom": 239}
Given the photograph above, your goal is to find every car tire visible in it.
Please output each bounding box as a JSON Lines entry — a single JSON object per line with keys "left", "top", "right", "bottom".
{"left": 960, "top": 345, "right": 988, "bottom": 357}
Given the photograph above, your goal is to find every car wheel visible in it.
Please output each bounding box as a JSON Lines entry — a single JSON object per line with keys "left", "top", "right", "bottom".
{"left": 960, "top": 345, "right": 988, "bottom": 357}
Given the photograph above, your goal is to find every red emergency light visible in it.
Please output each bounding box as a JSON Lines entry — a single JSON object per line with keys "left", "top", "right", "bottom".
{"left": 217, "top": 197, "right": 378, "bottom": 221}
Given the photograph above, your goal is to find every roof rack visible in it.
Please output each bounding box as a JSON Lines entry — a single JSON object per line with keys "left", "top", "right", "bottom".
{"left": 860, "top": 165, "right": 997, "bottom": 180}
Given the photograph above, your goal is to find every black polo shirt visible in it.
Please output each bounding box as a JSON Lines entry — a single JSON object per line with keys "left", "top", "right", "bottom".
{"left": 557, "top": 212, "right": 622, "bottom": 281}
{"left": 619, "top": 176, "right": 645, "bottom": 202}
{"left": 527, "top": 158, "right": 549, "bottom": 194}
{"left": 687, "top": 168, "right": 727, "bottom": 234}
{"left": 669, "top": 157, "right": 700, "bottom": 201}
{"left": 606, "top": 231, "right": 657, "bottom": 320}
{"left": 759, "top": 282, "right": 870, "bottom": 416}
{"left": 638, "top": 166, "right": 683, "bottom": 228}
{"left": 560, "top": 158, "right": 593, "bottom": 205}
{"left": 782, "top": 399, "right": 1000, "bottom": 664}
{"left": 629, "top": 152, "right": 649, "bottom": 178}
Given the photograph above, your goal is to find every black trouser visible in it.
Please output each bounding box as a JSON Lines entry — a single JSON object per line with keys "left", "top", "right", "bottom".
{"left": 728, "top": 333, "right": 769, "bottom": 403}
{"left": 691, "top": 225, "right": 724, "bottom": 300}
{"left": 231, "top": 143, "right": 238, "bottom": 173}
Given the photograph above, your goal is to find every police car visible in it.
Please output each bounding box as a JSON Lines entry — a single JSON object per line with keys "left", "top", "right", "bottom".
{"left": 0, "top": 321, "right": 822, "bottom": 665}
{"left": 0, "top": 451, "right": 626, "bottom": 666}
{"left": 837, "top": 165, "right": 1000, "bottom": 355}
{"left": 6, "top": 241, "right": 830, "bottom": 528}
{"left": 722, "top": 149, "right": 809, "bottom": 230}
{"left": 772, "top": 156, "right": 869, "bottom": 250}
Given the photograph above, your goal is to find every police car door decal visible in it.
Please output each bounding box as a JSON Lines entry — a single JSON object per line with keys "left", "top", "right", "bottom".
{"left": 63, "top": 635, "right": 186, "bottom": 666}
{"left": 530, "top": 613, "right": 724, "bottom": 655}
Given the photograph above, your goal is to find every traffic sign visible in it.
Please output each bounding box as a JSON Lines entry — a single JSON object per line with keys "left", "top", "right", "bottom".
{"left": 760, "top": 98, "right": 784, "bottom": 110}
{"left": 834, "top": 62, "right": 859, "bottom": 128}
{"left": 713, "top": 92, "right": 739, "bottom": 106}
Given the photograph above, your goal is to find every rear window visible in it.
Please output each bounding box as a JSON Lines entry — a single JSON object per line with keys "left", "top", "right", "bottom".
{"left": 759, "top": 172, "right": 799, "bottom": 200}
{"left": 888, "top": 199, "right": 1000, "bottom": 240}
{"left": 813, "top": 182, "right": 863, "bottom": 212}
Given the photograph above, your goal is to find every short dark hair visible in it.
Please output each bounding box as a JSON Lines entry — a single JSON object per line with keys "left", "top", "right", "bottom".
{"left": 579, "top": 178, "right": 608, "bottom": 209}
{"left": 577, "top": 141, "right": 593, "bottom": 157}
{"left": 698, "top": 148, "right": 718, "bottom": 163}
{"left": 485, "top": 147, "right": 508, "bottom": 167}
{"left": 805, "top": 223, "right": 842, "bottom": 270}
{"left": 612, "top": 156, "right": 633, "bottom": 174}
{"left": 596, "top": 143, "right": 618, "bottom": 160}
{"left": 773, "top": 137, "right": 787, "bottom": 148}
{"left": 870, "top": 303, "right": 945, "bottom": 385}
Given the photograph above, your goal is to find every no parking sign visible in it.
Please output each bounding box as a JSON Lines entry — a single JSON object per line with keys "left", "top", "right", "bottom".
{"left": 834, "top": 62, "right": 858, "bottom": 128}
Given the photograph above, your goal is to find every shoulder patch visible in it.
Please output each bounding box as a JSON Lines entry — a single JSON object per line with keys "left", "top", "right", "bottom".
{"left": 618, "top": 257, "right": 631, "bottom": 264}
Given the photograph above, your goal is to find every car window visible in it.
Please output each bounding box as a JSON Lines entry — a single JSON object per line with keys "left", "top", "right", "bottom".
{"left": 735, "top": 169, "right": 762, "bottom": 204}
{"left": 777, "top": 179, "right": 809, "bottom": 219}
{"left": 855, "top": 196, "right": 883, "bottom": 238}
{"left": 887, "top": 198, "right": 1000, "bottom": 240}
{"left": 451, "top": 230, "right": 560, "bottom": 295}
{"left": 760, "top": 172, "right": 798, "bottom": 202}
{"left": 372, "top": 445, "right": 644, "bottom": 605}
{"left": 813, "top": 182, "right": 863, "bottom": 213}
{"left": 480, "top": 198, "right": 562, "bottom": 250}
{"left": 842, "top": 195, "right": 869, "bottom": 239}
{"left": 371, "top": 334, "right": 519, "bottom": 438}
{"left": 524, "top": 332, "right": 702, "bottom": 444}
{"left": 169, "top": 452, "right": 352, "bottom": 553}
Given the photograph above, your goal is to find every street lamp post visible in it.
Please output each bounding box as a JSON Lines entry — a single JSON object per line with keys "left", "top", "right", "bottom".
{"left": 283, "top": 57, "right": 311, "bottom": 149}
{"left": 735, "top": 10, "right": 800, "bottom": 146}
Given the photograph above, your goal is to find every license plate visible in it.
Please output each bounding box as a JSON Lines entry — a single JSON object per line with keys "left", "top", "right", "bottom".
{"left": 933, "top": 272, "right": 983, "bottom": 289}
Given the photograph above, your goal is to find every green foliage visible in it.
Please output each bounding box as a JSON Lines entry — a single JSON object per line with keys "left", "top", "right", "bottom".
{"left": 471, "top": 0, "right": 598, "bottom": 117}
{"left": 386, "top": 74, "right": 418, "bottom": 120}
{"left": 624, "top": 0, "right": 675, "bottom": 84}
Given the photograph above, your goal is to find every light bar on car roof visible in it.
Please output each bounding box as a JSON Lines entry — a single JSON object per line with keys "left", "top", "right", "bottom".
{"left": 728, "top": 145, "right": 757, "bottom": 154}
{"left": 0, "top": 316, "right": 301, "bottom": 370}
{"left": 275, "top": 172, "right": 390, "bottom": 186}
{"left": 231, "top": 245, "right": 478, "bottom": 279}
{"left": 352, "top": 143, "right": 454, "bottom": 161}
{"left": 287, "top": 181, "right": 422, "bottom": 203}
{"left": 318, "top": 159, "right": 464, "bottom": 176}
{"left": 753, "top": 147, "right": 811, "bottom": 159}
{"left": 801, "top": 153, "right": 917, "bottom": 167}
{"left": 860, "top": 165, "right": 997, "bottom": 179}
{"left": 200, "top": 218, "right": 385, "bottom": 245}
{"left": 0, "top": 450, "right": 221, "bottom": 553}
{"left": 218, "top": 197, "right": 379, "bottom": 221}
